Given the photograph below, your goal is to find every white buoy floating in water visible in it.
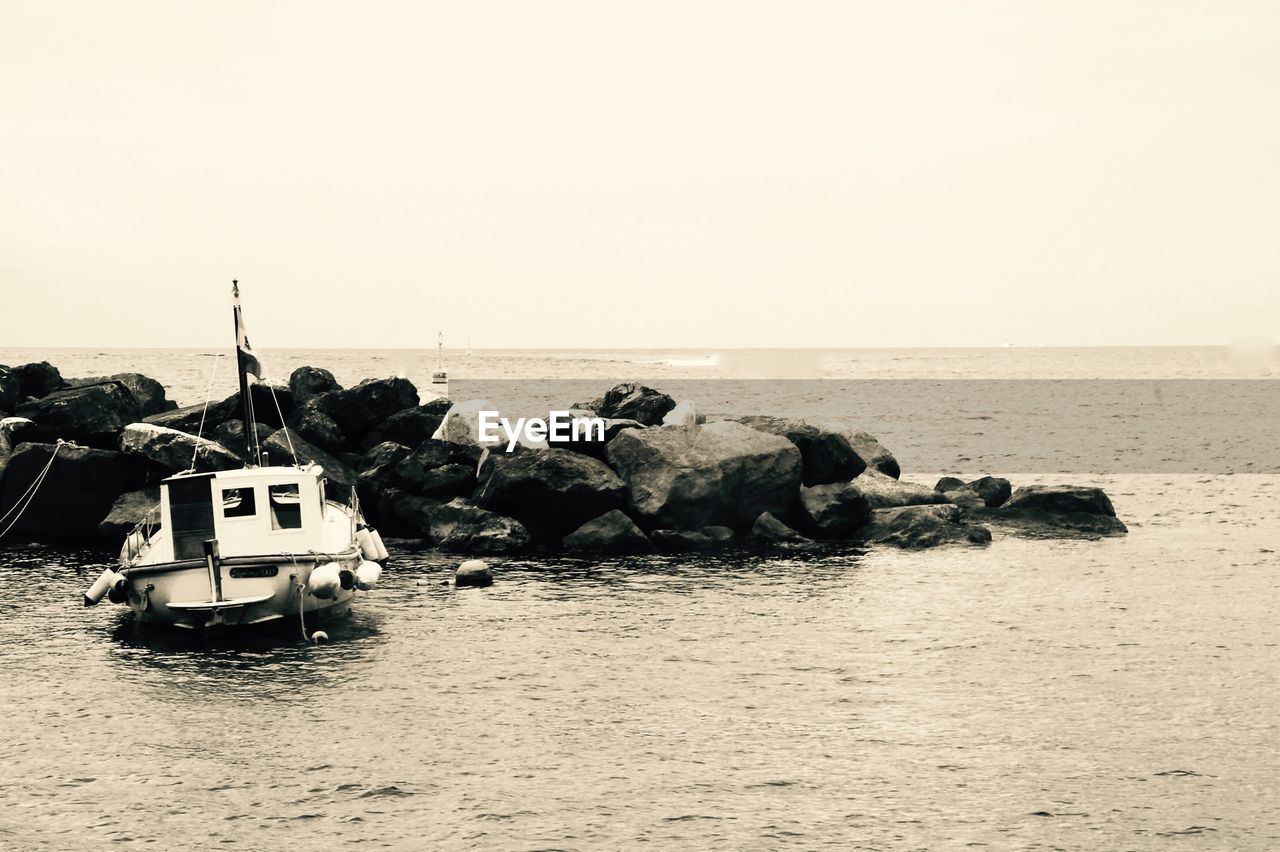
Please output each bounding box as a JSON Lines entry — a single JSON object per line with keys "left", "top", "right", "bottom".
{"left": 455, "top": 559, "right": 492, "bottom": 588}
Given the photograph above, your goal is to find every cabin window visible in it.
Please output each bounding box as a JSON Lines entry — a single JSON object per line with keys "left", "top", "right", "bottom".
{"left": 221, "top": 487, "right": 256, "bottom": 518}
{"left": 270, "top": 484, "right": 303, "bottom": 530}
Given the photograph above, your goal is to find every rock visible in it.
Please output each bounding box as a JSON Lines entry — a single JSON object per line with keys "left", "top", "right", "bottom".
{"left": 143, "top": 402, "right": 216, "bottom": 435}
{"left": 606, "top": 421, "right": 802, "bottom": 530}
{"left": 97, "top": 487, "right": 160, "bottom": 543}
{"left": 0, "top": 443, "right": 145, "bottom": 541}
{"left": 363, "top": 486, "right": 435, "bottom": 537}
{"left": 662, "top": 400, "right": 703, "bottom": 426}
{"left": 455, "top": 559, "right": 494, "bottom": 587}
{"left": 474, "top": 448, "right": 627, "bottom": 539}
{"left": 429, "top": 498, "right": 531, "bottom": 553}
{"left": 595, "top": 382, "right": 676, "bottom": 426}
{"left": 848, "top": 469, "right": 951, "bottom": 510}
{"left": 118, "top": 423, "right": 241, "bottom": 475}
{"left": 221, "top": 382, "right": 295, "bottom": 429}
{"left": 0, "top": 417, "right": 36, "bottom": 475}
{"left": 355, "top": 441, "right": 413, "bottom": 477}
{"left": 553, "top": 412, "right": 643, "bottom": 461}
{"left": 210, "top": 419, "right": 276, "bottom": 458}
{"left": 971, "top": 484, "right": 1128, "bottom": 536}
{"left": 261, "top": 429, "right": 357, "bottom": 501}
{"left": 847, "top": 431, "right": 901, "bottom": 479}
{"left": 949, "top": 476, "right": 1012, "bottom": 508}
{"left": 562, "top": 510, "right": 653, "bottom": 553}
{"left": 68, "top": 373, "right": 175, "bottom": 417}
{"left": 16, "top": 381, "right": 143, "bottom": 449}
{"left": 651, "top": 526, "right": 736, "bottom": 552}
{"left": 860, "top": 504, "right": 992, "bottom": 548}
{"left": 361, "top": 400, "right": 451, "bottom": 450}
{"left": 746, "top": 511, "right": 810, "bottom": 546}
{"left": 798, "top": 481, "right": 873, "bottom": 537}
{"left": 935, "top": 476, "right": 966, "bottom": 493}
{"left": 735, "top": 416, "right": 864, "bottom": 486}
{"left": 390, "top": 440, "right": 482, "bottom": 496}
{"left": 11, "top": 361, "right": 67, "bottom": 399}
{"left": 0, "top": 366, "right": 22, "bottom": 413}
{"left": 287, "top": 398, "right": 350, "bottom": 455}
{"left": 946, "top": 489, "right": 986, "bottom": 510}
{"left": 316, "top": 377, "right": 419, "bottom": 442}
{"left": 432, "top": 399, "right": 500, "bottom": 447}
{"left": 288, "top": 366, "right": 341, "bottom": 402}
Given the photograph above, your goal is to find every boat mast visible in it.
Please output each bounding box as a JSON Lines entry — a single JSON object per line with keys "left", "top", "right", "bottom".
{"left": 231, "top": 280, "right": 260, "bottom": 465}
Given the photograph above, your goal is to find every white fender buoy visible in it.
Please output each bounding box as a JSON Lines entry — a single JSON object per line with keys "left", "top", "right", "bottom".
{"left": 106, "top": 575, "right": 130, "bottom": 604}
{"left": 356, "top": 527, "right": 378, "bottom": 561}
{"left": 355, "top": 560, "right": 382, "bottom": 591}
{"left": 306, "top": 561, "right": 342, "bottom": 600}
{"left": 368, "top": 527, "right": 389, "bottom": 561}
{"left": 83, "top": 568, "right": 121, "bottom": 607}
{"left": 310, "top": 630, "right": 329, "bottom": 644}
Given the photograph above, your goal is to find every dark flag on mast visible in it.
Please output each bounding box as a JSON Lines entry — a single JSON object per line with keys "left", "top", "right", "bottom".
{"left": 232, "top": 281, "right": 264, "bottom": 380}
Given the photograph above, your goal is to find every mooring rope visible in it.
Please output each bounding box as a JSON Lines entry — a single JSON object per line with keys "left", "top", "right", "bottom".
{"left": 266, "top": 383, "right": 299, "bottom": 466}
{"left": 0, "top": 440, "right": 66, "bottom": 542}
{"left": 188, "top": 353, "right": 223, "bottom": 473}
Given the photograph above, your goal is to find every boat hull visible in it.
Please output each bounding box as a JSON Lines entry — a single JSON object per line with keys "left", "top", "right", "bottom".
{"left": 121, "top": 552, "right": 362, "bottom": 630}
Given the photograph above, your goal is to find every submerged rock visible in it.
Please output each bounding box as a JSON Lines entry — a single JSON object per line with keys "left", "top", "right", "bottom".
{"left": 16, "top": 381, "right": 143, "bottom": 449}
{"left": 651, "top": 526, "right": 736, "bottom": 551}
{"left": 948, "top": 475, "right": 1012, "bottom": 508}
{"left": 455, "top": 559, "right": 493, "bottom": 587}
{"left": 735, "top": 416, "right": 864, "bottom": 486}
{"left": 745, "top": 511, "right": 811, "bottom": 546}
{"left": 606, "top": 421, "right": 802, "bottom": 530}
{"left": 562, "top": 510, "right": 652, "bottom": 553}
{"left": 848, "top": 470, "right": 951, "bottom": 510}
{"left": 798, "top": 481, "right": 873, "bottom": 537}
{"left": 970, "top": 484, "right": 1128, "bottom": 537}
{"left": 861, "top": 504, "right": 992, "bottom": 548}
{"left": 0, "top": 443, "right": 145, "bottom": 541}
{"left": 118, "top": 423, "right": 241, "bottom": 475}
{"left": 97, "top": 487, "right": 160, "bottom": 543}
{"left": 935, "top": 476, "right": 966, "bottom": 493}
{"left": 595, "top": 382, "right": 676, "bottom": 426}
{"left": 475, "top": 448, "right": 626, "bottom": 539}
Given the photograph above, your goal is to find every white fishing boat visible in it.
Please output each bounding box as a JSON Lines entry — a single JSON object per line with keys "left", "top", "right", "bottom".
{"left": 83, "top": 282, "right": 388, "bottom": 631}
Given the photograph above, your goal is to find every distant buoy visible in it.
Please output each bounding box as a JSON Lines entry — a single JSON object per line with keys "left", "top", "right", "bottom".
{"left": 306, "top": 562, "right": 342, "bottom": 600}
{"left": 355, "top": 560, "right": 382, "bottom": 591}
{"left": 455, "top": 559, "right": 493, "bottom": 588}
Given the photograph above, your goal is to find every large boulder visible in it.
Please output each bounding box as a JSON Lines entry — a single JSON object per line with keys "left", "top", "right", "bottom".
{"left": 16, "top": 381, "right": 143, "bottom": 448}
{"left": 287, "top": 398, "right": 350, "bottom": 455}
{"left": 745, "top": 511, "right": 811, "bottom": 547}
{"left": 553, "top": 411, "right": 643, "bottom": 461}
{"left": 221, "top": 382, "right": 295, "bottom": 429}
{"left": 210, "top": 419, "right": 276, "bottom": 459}
{"left": 662, "top": 400, "right": 703, "bottom": 427}
{"left": 847, "top": 431, "right": 900, "bottom": 479}
{"left": 288, "top": 366, "right": 341, "bottom": 402}
{"left": 316, "top": 377, "right": 419, "bottom": 442}
{"left": 935, "top": 476, "right": 966, "bottom": 493}
{"left": 848, "top": 470, "right": 951, "bottom": 510}
{"left": 11, "top": 361, "right": 67, "bottom": 399}
{"left": 0, "top": 367, "right": 22, "bottom": 413}
{"left": 361, "top": 399, "right": 452, "bottom": 451}
{"left": 474, "top": 448, "right": 627, "bottom": 539}
{"left": 651, "top": 526, "right": 736, "bottom": 552}
{"left": 735, "top": 416, "right": 864, "bottom": 485}
{"left": 118, "top": 423, "right": 241, "bottom": 475}
{"left": 562, "top": 510, "right": 653, "bottom": 553}
{"left": 68, "top": 373, "right": 175, "bottom": 417}
{"left": 798, "top": 481, "right": 872, "bottom": 537}
{"left": 261, "top": 429, "right": 357, "bottom": 501}
{"left": 606, "top": 421, "right": 802, "bottom": 530}
{"left": 390, "top": 440, "right": 482, "bottom": 495}
{"left": 595, "top": 382, "right": 676, "bottom": 426}
{"left": 97, "top": 487, "right": 161, "bottom": 543}
{"left": 0, "top": 443, "right": 145, "bottom": 541}
{"left": 0, "top": 416, "right": 36, "bottom": 476}
{"left": 428, "top": 498, "right": 531, "bottom": 553}
{"left": 430, "top": 399, "right": 508, "bottom": 448}
{"left": 143, "top": 402, "right": 215, "bottom": 435}
{"left": 860, "top": 504, "right": 992, "bottom": 548}
{"left": 971, "top": 484, "right": 1128, "bottom": 537}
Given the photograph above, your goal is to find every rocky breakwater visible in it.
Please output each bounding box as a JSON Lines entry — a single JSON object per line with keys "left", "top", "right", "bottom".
{"left": 0, "top": 366, "right": 1126, "bottom": 558}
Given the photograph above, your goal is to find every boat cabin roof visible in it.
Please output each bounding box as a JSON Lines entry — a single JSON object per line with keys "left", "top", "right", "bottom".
{"left": 162, "top": 464, "right": 326, "bottom": 485}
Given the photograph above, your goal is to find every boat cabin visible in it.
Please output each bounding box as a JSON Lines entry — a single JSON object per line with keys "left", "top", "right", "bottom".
{"left": 157, "top": 465, "right": 334, "bottom": 561}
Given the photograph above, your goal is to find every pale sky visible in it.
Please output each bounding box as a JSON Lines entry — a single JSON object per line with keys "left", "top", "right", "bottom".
{"left": 2, "top": 1, "right": 1277, "bottom": 349}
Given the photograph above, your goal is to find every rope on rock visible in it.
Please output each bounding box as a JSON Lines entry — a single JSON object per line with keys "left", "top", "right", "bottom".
{"left": 0, "top": 440, "right": 66, "bottom": 542}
